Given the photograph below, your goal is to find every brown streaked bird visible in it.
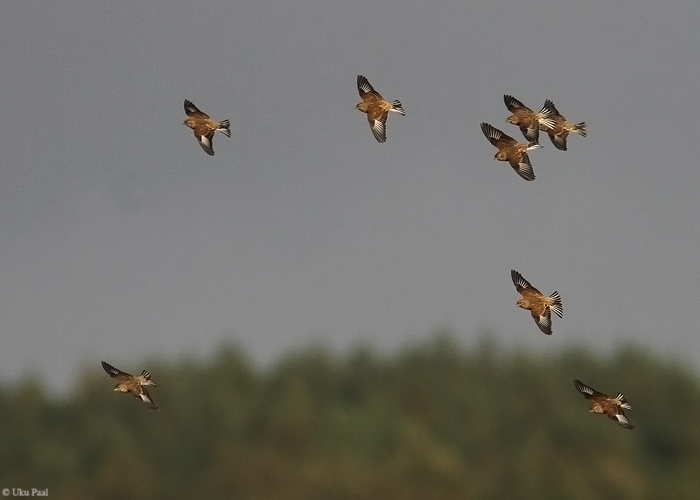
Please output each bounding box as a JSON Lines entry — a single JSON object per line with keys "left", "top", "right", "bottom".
{"left": 481, "top": 123, "right": 542, "bottom": 181}
{"left": 183, "top": 99, "right": 231, "bottom": 156}
{"left": 504, "top": 95, "right": 556, "bottom": 143}
{"left": 355, "top": 75, "right": 405, "bottom": 143}
{"left": 574, "top": 379, "right": 634, "bottom": 429}
{"left": 511, "top": 269, "right": 563, "bottom": 335}
{"left": 538, "top": 100, "right": 587, "bottom": 151}
{"left": 102, "top": 361, "right": 158, "bottom": 410}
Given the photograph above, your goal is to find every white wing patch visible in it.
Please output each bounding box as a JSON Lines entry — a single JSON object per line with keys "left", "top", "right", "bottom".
{"left": 511, "top": 270, "right": 533, "bottom": 292}
{"left": 139, "top": 390, "right": 158, "bottom": 410}
{"left": 516, "top": 163, "right": 536, "bottom": 182}
{"left": 524, "top": 127, "right": 539, "bottom": 143}
{"left": 370, "top": 119, "right": 386, "bottom": 143}
{"left": 575, "top": 380, "right": 595, "bottom": 396}
{"left": 616, "top": 393, "right": 632, "bottom": 410}
{"left": 357, "top": 75, "right": 374, "bottom": 94}
{"left": 539, "top": 117, "right": 556, "bottom": 130}
{"left": 615, "top": 413, "right": 634, "bottom": 429}
{"left": 537, "top": 314, "right": 552, "bottom": 333}
{"left": 485, "top": 123, "right": 502, "bottom": 140}
{"left": 551, "top": 134, "right": 568, "bottom": 151}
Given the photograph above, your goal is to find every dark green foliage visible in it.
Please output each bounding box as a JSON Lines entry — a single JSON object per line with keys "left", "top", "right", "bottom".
{"left": 2, "top": 333, "right": 700, "bottom": 499}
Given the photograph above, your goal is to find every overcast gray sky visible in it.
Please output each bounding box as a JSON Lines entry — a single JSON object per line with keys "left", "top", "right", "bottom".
{"left": 2, "top": 0, "right": 699, "bottom": 392}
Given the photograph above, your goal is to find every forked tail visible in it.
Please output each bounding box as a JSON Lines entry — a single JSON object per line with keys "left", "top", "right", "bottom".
{"left": 140, "top": 370, "right": 157, "bottom": 387}
{"left": 390, "top": 100, "right": 406, "bottom": 116}
{"left": 572, "top": 122, "right": 587, "bottom": 137}
{"left": 218, "top": 119, "right": 232, "bottom": 137}
{"left": 549, "top": 291, "right": 563, "bottom": 318}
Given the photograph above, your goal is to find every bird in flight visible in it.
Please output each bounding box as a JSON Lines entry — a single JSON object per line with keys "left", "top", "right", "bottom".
{"left": 511, "top": 269, "right": 563, "bottom": 335}
{"left": 481, "top": 123, "right": 542, "bottom": 181}
{"left": 504, "top": 95, "right": 556, "bottom": 143}
{"left": 538, "top": 100, "right": 587, "bottom": 151}
{"left": 101, "top": 361, "right": 159, "bottom": 410}
{"left": 355, "top": 75, "right": 405, "bottom": 143}
{"left": 183, "top": 99, "right": 231, "bottom": 156}
{"left": 574, "top": 380, "right": 634, "bottom": 429}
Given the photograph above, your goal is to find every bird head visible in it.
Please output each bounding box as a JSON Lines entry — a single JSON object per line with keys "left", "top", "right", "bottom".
{"left": 589, "top": 404, "right": 604, "bottom": 414}
{"left": 516, "top": 299, "right": 527, "bottom": 309}
{"left": 506, "top": 116, "right": 516, "bottom": 125}
{"left": 114, "top": 385, "right": 129, "bottom": 393}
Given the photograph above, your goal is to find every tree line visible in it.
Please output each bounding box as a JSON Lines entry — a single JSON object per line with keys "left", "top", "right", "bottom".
{"left": 1, "top": 331, "right": 699, "bottom": 499}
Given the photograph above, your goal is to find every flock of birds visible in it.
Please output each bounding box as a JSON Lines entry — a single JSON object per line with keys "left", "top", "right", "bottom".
{"left": 101, "top": 75, "right": 634, "bottom": 431}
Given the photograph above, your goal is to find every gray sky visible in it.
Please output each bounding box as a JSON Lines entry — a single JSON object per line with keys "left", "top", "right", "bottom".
{"left": 2, "top": 0, "right": 700, "bottom": 392}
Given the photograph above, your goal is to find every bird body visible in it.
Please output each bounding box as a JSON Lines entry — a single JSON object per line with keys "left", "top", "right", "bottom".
{"left": 183, "top": 99, "right": 231, "bottom": 156}
{"left": 481, "top": 123, "right": 541, "bottom": 181}
{"left": 102, "top": 361, "right": 159, "bottom": 410}
{"left": 511, "top": 270, "right": 562, "bottom": 335}
{"left": 538, "top": 101, "right": 586, "bottom": 151}
{"left": 356, "top": 75, "right": 404, "bottom": 143}
{"left": 574, "top": 379, "right": 634, "bottom": 429}
{"left": 504, "top": 95, "right": 556, "bottom": 143}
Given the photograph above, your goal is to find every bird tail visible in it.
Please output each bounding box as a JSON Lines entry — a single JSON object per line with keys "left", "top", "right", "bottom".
{"left": 571, "top": 122, "right": 587, "bottom": 137}
{"left": 140, "top": 370, "right": 157, "bottom": 387}
{"left": 390, "top": 100, "right": 406, "bottom": 116}
{"left": 549, "top": 291, "right": 563, "bottom": 318}
{"left": 615, "top": 393, "right": 632, "bottom": 410}
{"left": 526, "top": 142, "right": 543, "bottom": 151}
{"left": 218, "top": 120, "right": 232, "bottom": 137}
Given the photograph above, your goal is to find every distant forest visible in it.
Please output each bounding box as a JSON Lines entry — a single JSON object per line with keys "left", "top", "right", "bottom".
{"left": 2, "top": 331, "right": 700, "bottom": 500}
